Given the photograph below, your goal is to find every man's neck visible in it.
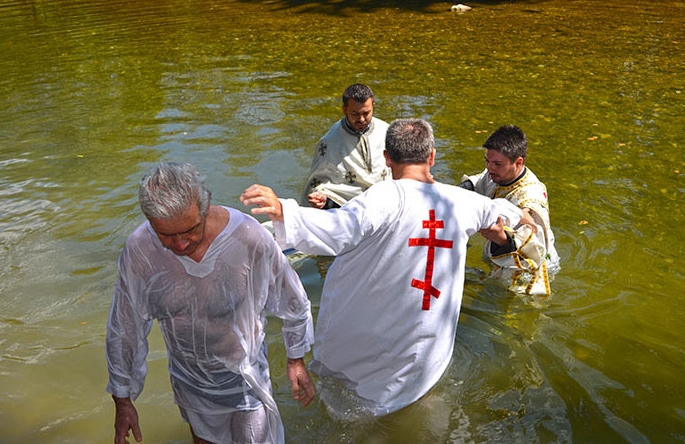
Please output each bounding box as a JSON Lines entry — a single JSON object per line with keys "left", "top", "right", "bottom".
{"left": 500, "top": 167, "right": 527, "bottom": 187}
{"left": 392, "top": 164, "right": 434, "bottom": 183}
{"left": 188, "top": 206, "right": 229, "bottom": 262}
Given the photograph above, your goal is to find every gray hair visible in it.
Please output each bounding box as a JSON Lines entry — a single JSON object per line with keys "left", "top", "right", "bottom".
{"left": 483, "top": 124, "right": 527, "bottom": 162}
{"left": 138, "top": 162, "right": 211, "bottom": 220}
{"left": 385, "top": 118, "right": 434, "bottom": 164}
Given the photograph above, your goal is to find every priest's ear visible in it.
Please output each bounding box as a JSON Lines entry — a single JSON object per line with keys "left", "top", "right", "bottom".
{"left": 515, "top": 156, "right": 525, "bottom": 169}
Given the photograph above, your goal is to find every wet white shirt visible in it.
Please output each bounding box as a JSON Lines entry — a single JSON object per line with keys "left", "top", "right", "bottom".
{"left": 106, "top": 207, "right": 313, "bottom": 443}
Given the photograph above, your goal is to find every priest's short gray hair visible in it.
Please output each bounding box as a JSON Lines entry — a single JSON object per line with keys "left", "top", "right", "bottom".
{"left": 385, "top": 118, "right": 434, "bottom": 165}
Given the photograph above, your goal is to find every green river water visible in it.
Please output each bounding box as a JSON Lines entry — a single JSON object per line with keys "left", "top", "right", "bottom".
{"left": 0, "top": 0, "right": 684, "bottom": 442}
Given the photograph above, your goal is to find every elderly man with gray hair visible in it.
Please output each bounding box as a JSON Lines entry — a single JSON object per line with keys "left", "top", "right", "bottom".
{"left": 106, "top": 162, "right": 315, "bottom": 444}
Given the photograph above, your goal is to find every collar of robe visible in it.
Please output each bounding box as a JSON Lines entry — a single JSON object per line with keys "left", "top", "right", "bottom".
{"left": 341, "top": 117, "right": 375, "bottom": 136}
{"left": 500, "top": 167, "right": 527, "bottom": 187}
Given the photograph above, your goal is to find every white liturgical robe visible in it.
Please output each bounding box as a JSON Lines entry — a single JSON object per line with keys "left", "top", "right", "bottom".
{"left": 464, "top": 167, "right": 560, "bottom": 294}
{"left": 273, "top": 179, "right": 522, "bottom": 416}
{"left": 106, "top": 207, "right": 314, "bottom": 443}
{"left": 302, "top": 117, "right": 390, "bottom": 206}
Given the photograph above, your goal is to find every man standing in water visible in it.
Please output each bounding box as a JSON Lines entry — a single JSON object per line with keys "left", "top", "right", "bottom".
{"left": 105, "top": 162, "right": 315, "bottom": 444}
{"left": 302, "top": 83, "right": 391, "bottom": 208}
{"left": 242, "top": 119, "right": 529, "bottom": 417}
{"left": 459, "top": 124, "right": 560, "bottom": 294}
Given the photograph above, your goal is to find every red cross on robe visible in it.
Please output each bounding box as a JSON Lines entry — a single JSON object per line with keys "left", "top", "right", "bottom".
{"left": 408, "top": 210, "right": 454, "bottom": 310}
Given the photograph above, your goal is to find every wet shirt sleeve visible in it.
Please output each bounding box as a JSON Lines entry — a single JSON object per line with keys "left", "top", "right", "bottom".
{"left": 105, "top": 238, "right": 154, "bottom": 400}
{"left": 256, "top": 225, "right": 314, "bottom": 359}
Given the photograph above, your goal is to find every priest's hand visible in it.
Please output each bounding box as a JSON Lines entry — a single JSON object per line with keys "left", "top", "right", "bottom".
{"left": 307, "top": 191, "right": 328, "bottom": 209}
{"left": 240, "top": 184, "right": 284, "bottom": 222}
{"left": 518, "top": 208, "right": 539, "bottom": 233}
{"left": 479, "top": 216, "right": 510, "bottom": 246}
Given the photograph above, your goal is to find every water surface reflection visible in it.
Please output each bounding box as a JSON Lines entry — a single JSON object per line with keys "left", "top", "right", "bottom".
{"left": 0, "top": 0, "right": 684, "bottom": 442}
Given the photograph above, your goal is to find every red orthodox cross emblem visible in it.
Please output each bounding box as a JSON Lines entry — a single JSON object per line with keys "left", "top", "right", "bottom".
{"left": 408, "top": 210, "right": 453, "bottom": 310}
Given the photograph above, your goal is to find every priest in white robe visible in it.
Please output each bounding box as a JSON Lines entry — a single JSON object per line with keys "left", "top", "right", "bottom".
{"left": 301, "top": 83, "right": 390, "bottom": 209}
{"left": 242, "top": 119, "right": 532, "bottom": 417}
{"left": 460, "top": 124, "right": 560, "bottom": 295}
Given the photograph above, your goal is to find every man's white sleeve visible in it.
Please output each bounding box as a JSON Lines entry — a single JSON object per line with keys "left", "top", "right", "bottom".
{"left": 105, "top": 249, "right": 153, "bottom": 400}
{"left": 492, "top": 197, "right": 523, "bottom": 227}
{"left": 274, "top": 198, "right": 365, "bottom": 256}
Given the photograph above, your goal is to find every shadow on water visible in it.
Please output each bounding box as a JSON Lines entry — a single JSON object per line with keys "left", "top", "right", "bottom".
{"left": 233, "top": 0, "right": 550, "bottom": 14}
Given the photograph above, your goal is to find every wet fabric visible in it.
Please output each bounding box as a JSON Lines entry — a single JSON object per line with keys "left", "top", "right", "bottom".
{"left": 301, "top": 117, "right": 390, "bottom": 206}
{"left": 106, "top": 207, "right": 314, "bottom": 443}
{"left": 180, "top": 404, "right": 270, "bottom": 444}
{"left": 464, "top": 168, "right": 561, "bottom": 294}
{"left": 274, "top": 179, "right": 522, "bottom": 416}
{"left": 490, "top": 224, "right": 552, "bottom": 294}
